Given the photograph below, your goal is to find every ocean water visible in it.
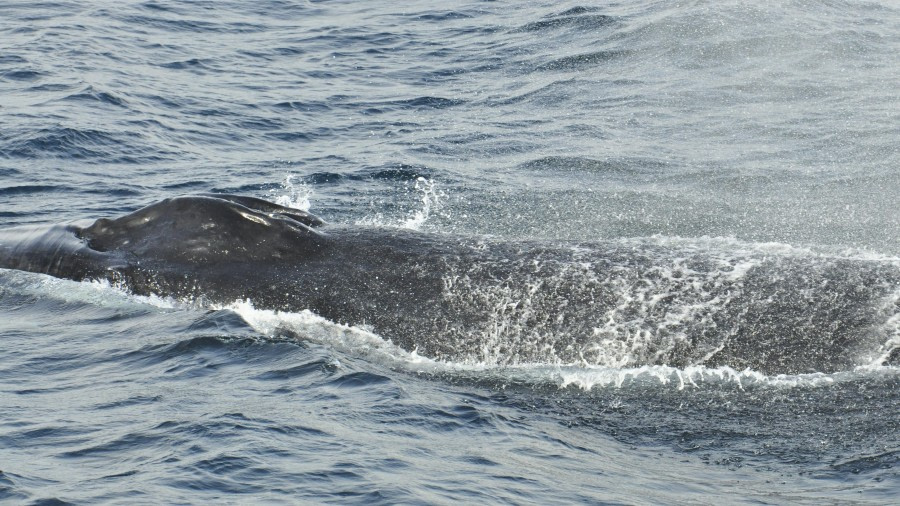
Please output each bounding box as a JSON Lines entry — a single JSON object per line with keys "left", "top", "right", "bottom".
{"left": 1, "top": 0, "right": 898, "bottom": 503}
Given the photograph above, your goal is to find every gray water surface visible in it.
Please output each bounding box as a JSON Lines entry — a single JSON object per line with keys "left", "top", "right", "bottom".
{"left": 1, "top": 0, "right": 898, "bottom": 503}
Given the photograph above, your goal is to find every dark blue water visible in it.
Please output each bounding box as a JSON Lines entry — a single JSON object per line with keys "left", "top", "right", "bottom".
{"left": 1, "top": 1, "right": 898, "bottom": 503}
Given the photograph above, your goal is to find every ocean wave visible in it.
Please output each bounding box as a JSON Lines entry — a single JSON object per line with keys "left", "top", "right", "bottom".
{"left": 0, "top": 126, "right": 166, "bottom": 164}
{"left": 0, "top": 184, "right": 61, "bottom": 196}
{"left": 513, "top": 13, "right": 615, "bottom": 34}
{"left": 61, "top": 86, "right": 129, "bottom": 107}
{"left": 1, "top": 69, "right": 45, "bottom": 82}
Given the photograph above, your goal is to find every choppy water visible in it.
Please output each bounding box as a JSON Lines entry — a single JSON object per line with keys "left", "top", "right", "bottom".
{"left": 1, "top": 0, "right": 898, "bottom": 503}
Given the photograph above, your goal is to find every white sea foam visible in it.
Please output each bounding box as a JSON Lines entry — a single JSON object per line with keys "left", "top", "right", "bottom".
{"left": 0, "top": 268, "right": 182, "bottom": 311}
{"left": 218, "top": 299, "right": 454, "bottom": 371}
{"left": 870, "top": 285, "right": 900, "bottom": 367}
{"left": 554, "top": 364, "right": 844, "bottom": 391}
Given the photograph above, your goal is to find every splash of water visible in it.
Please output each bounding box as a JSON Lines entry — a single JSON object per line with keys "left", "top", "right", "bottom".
{"left": 871, "top": 286, "right": 900, "bottom": 366}
{"left": 354, "top": 176, "right": 447, "bottom": 229}
{"left": 269, "top": 173, "right": 312, "bottom": 212}
{"left": 401, "top": 177, "right": 444, "bottom": 230}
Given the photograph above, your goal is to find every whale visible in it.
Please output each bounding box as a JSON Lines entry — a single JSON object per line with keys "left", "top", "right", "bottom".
{"left": 1, "top": 193, "right": 898, "bottom": 374}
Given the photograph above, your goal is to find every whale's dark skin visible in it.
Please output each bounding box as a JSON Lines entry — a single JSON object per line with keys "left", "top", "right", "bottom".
{"left": 1, "top": 194, "right": 898, "bottom": 374}
{"left": 0, "top": 194, "right": 470, "bottom": 357}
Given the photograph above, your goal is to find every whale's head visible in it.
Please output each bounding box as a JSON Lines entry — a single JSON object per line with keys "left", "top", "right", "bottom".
{"left": 75, "top": 194, "right": 328, "bottom": 265}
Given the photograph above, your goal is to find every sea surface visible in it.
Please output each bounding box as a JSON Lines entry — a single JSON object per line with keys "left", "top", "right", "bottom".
{"left": 1, "top": 0, "right": 899, "bottom": 504}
